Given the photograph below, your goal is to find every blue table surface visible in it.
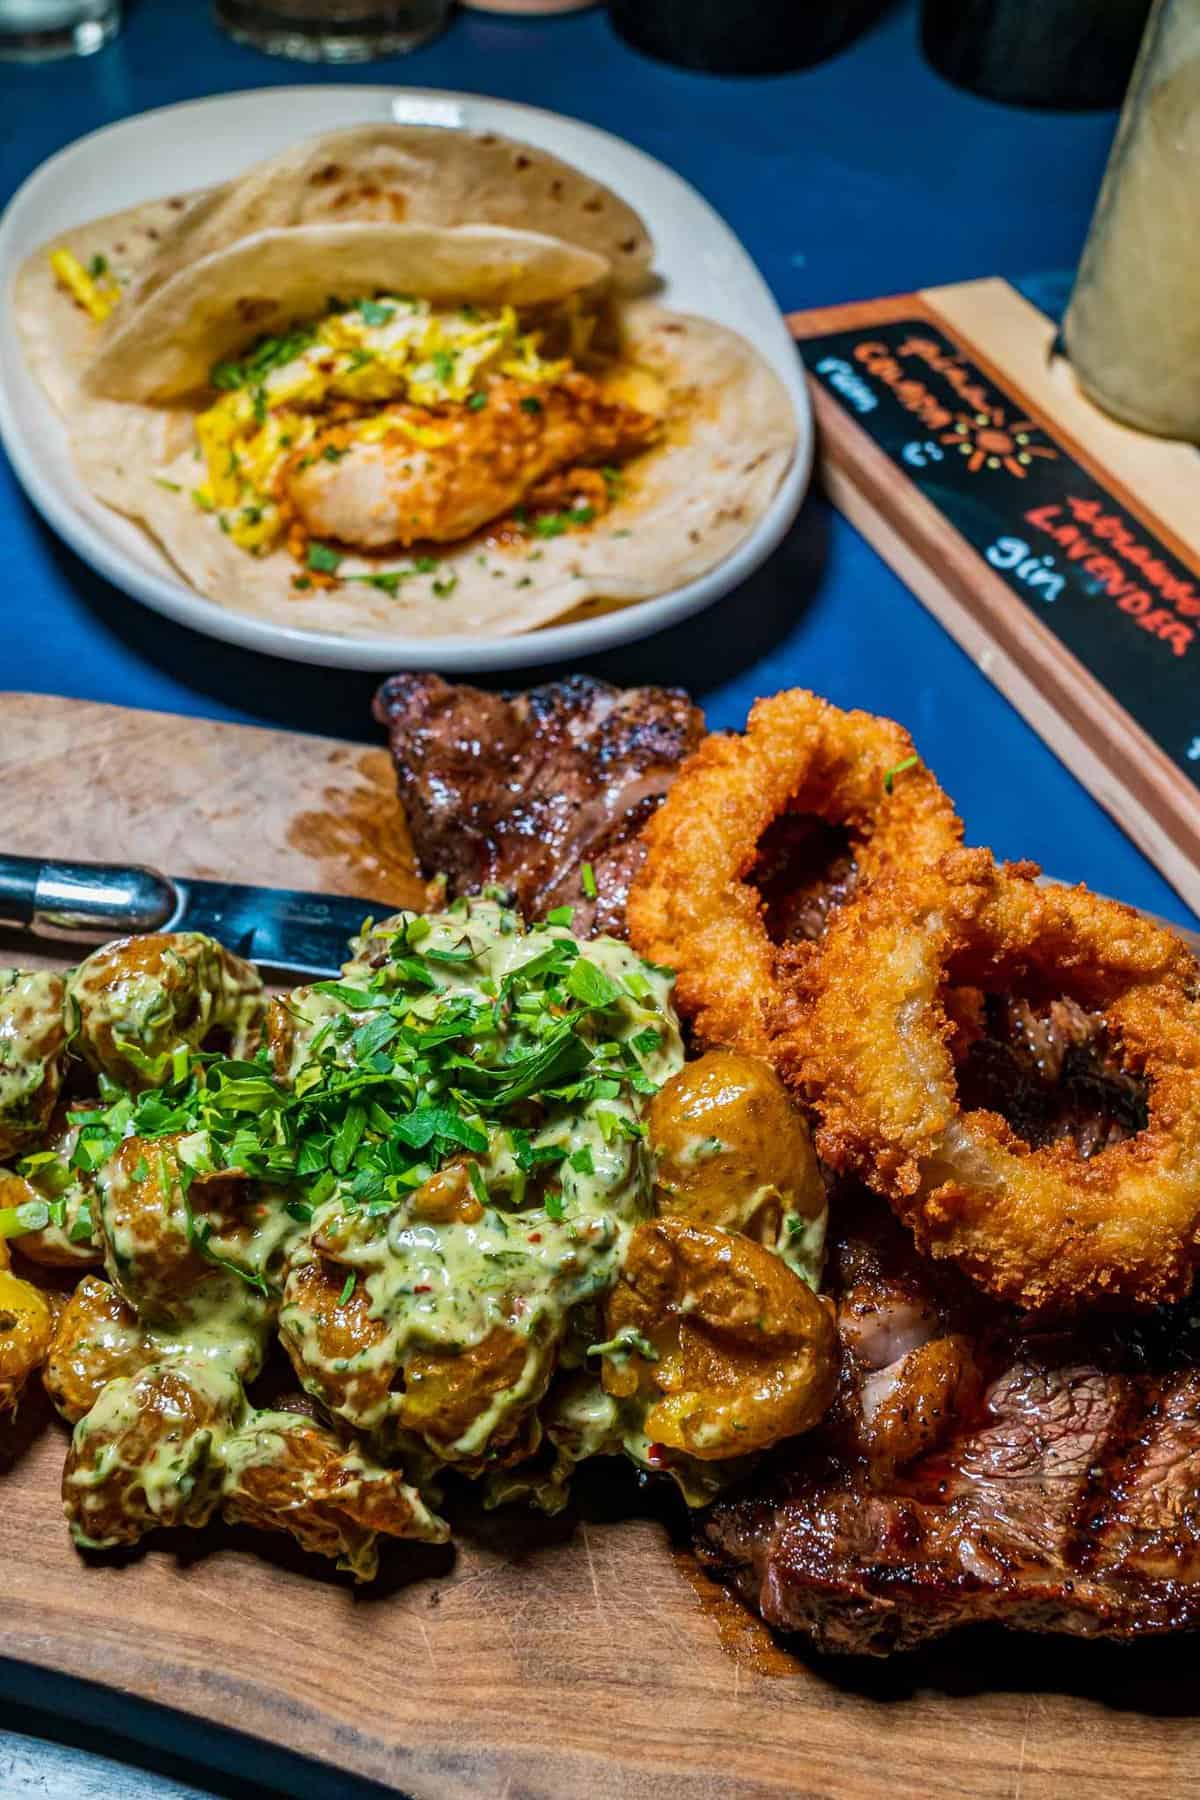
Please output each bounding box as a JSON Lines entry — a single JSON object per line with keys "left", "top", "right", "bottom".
{"left": 1, "top": 2, "right": 1190, "bottom": 1795}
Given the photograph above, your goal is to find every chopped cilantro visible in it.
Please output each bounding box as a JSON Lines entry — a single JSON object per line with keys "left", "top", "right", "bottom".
{"left": 467, "top": 391, "right": 488, "bottom": 412}
{"left": 307, "top": 542, "right": 343, "bottom": 575}
{"left": 358, "top": 299, "right": 395, "bottom": 327}
{"left": 519, "top": 396, "right": 543, "bottom": 415}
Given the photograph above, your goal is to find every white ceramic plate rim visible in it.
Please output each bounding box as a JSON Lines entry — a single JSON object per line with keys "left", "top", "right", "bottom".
{"left": 0, "top": 85, "right": 811, "bottom": 672}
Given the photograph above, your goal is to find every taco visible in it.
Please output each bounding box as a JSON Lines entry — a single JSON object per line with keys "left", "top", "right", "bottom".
{"left": 122, "top": 123, "right": 656, "bottom": 308}
{"left": 19, "top": 219, "right": 795, "bottom": 642}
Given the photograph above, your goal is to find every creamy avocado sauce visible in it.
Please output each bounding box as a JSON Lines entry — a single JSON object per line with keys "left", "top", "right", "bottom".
{"left": 5, "top": 901, "right": 826, "bottom": 1541}
{"left": 0, "top": 970, "right": 64, "bottom": 1130}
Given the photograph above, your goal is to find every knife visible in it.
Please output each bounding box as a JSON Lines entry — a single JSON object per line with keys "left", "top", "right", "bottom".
{"left": 1, "top": 853, "right": 1197, "bottom": 977}
{"left": 0, "top": 854, "right": 392, "bottom": 979}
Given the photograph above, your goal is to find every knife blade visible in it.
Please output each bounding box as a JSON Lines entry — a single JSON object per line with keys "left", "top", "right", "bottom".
{"left": 0, "top": 853, "right": 390, "bottom": 979}
{"left": 1, "top": 853, "right": 1196, "bottom": 978}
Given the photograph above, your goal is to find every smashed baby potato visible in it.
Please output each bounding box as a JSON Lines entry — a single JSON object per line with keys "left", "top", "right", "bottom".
{"left": 63, "top": 1358, "right": 241, "bottom": 1548}
{"left": 221, "top": 1408, "right": 448, "bottom": 1579}
{"left": 398, "top": 1324, "right": 543, "bottom": 1464}
{"left": 278, "top": 1254, "right": 396, "bottom": 1430}
{"left": 648, "top": 1049, "right": 825, "bottom": 1246}
{"left": 0, "top": 1103, "right": 103, "bottom": 1268}
{"left": 0, "top": 970, "right": 71, "bottom": 1161}
{"left": 70, "top": 932, "right": 264, "bottom": 1090}
{"left": 0, "top": 1234, "right": 58, "bottom": 1415}
{"left": 602, "top": 1216, "right": 838, "bottom": 1459}
{"left": 43, "top": 1273, "right": 157, "bottom": 1424}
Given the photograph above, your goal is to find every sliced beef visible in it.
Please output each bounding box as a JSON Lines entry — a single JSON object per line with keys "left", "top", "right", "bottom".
{"left": 373, "top": 673, "right": 704, "bottom": 935}
{"left": 954, "top": 994, "right": 1149, "bottom": 1158}
{"left": 697, "top": 1187, "right": 1200, "bottom": 1656}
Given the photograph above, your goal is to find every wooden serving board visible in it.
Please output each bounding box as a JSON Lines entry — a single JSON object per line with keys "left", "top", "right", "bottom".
{"left": 3, "top": 693, "right": 1199, "bottom": 1800}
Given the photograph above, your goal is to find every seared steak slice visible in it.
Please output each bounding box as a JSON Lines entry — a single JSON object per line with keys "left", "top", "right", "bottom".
{"left": 374, "top": 673, "right": 704, "bottom": 934}
{"left": 697, "top": 1187, "right": 1200, "bottom": 1655}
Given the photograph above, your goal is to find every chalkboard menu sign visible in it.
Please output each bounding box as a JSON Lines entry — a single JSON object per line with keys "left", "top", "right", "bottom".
{"left": 789, "top": 280, "right": 1200, "bottom": 910}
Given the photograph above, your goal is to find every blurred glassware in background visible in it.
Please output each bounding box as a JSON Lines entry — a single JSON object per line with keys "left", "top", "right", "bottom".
{"left": 607, "top": 0, "right": 888, "bottom": 73}
{"left": 921, "top": 0, "right": 1152, "bottom": 107}
{"left": 214, "top": 0, "right": 449, "bottom": 58}
{"left": 460, "top": 1, "right": 596, "bottom": 11}
{"left": 0, "top": 0, "right": 119, "bottom": 59}
{"left": 1064, "top": 0, "right": 1200, "bottom": 439}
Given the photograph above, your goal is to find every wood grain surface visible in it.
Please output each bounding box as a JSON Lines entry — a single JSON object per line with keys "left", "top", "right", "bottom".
{"left": 2, "top": 694, "right": 1199, "bottom": 1800}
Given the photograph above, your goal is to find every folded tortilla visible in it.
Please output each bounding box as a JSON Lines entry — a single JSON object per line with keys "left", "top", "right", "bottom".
{"left": 120, "top": 123, "right": 655, "bottom": 312}
{"left": 17, "top": 204, "right": 794, "bottom": 643}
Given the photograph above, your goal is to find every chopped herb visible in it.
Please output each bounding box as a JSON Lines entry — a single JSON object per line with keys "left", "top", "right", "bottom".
{"left": 564, "top": 959, "right": 621, "bottom": 1011}
{"left": 432, "top": 574, "right": 459, "bottom": 599}
{"left": 519, "top": 396, "right": 543, "bottom": 415}
{"left": 467, "top": 391, "right": 488, "bottom": 412}
{"left": 293, "top": 575, "right": 313, "bottom": 590}
{"left": 431, "top": 349, "right": 456, "bottom": 384}
{"left": 322, "top": 444, "right": 348, "bottom": 463}
{"left": 307, "top": 541, "right": 343, "bottom": 575}
{"left": 338, "top": 1271, "right": 358, "bottom": 1306}
{"left": 883, "top": 754, "right": 919, "bottom": 794}
{"left": 545, "top": 906, "right": 574, "bottom": 928}
{"left": 468, "top": 1161, "right": 489, "bottom": 1208}
{"left": 580, "top": 861, "right": 598, "bottom": 900}
{"left": 544, "top": 1190, "right": 566, "bottom": 1221}
{"left": 568, "top": 1144, "right": 595, "bottom": 1177}
{"left": 88, "top": 253, "right": 109, "bottom": 278}
{"left": 358, "top": 299, "right": 395, "bottom": 327}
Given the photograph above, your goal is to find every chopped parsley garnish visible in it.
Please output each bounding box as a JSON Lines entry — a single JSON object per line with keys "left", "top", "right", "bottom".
{"left": 519, "top": 395, "right": 543, "bottom": 415}
{"left": 883, "top": 754, "right": 919, "bottom": 794}
{"left": 467, "top": 391, "right": 488, "bottom": 411}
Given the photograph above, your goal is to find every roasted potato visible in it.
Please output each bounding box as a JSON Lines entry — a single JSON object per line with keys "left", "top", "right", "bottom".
{"left": 601, "top": 1216, "right": 838, "bottom": 1459}
{"left": 278, "top": 1254, "right": 397, "bottom": 1430}
{"left": 95, "top": 1134, "right": 274, "bottom": 1340}
{"left": 70, "top": 932, "right": 264, "bottom": 1090}
{"left": 0, "top": 1102, "right": 102, "bottom": 1268}
{"left": 62, "top": 1358, "right": 243, "bottom": 1548}
{"left": 0, "top": 1234, "right": 57, "bottom": 1415}
{"left": 220, "top": 1408, "right": 448, "bottom": 1579}
{"left": 0, "top": 969, "right": 71, "bottom": 1161}
{"left": 45, "top": 1272, "right": 267, "bottom": 1424}
{"left": 398, "top": 1324, "right": 543, "bottom": 1463}
{"left": 648, "top": 1050, "right": 825, "bottom": 1248}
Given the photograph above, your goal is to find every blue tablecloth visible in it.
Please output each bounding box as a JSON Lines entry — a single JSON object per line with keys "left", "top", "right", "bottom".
{"left": 0, "top": 3, "right": 1187, "bottom": 1794}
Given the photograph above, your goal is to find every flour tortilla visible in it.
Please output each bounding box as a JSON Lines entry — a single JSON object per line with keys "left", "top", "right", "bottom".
{"left": 83, "top": 222, "right": 609, "bottom": 405}
{"left": 77, "top": 298, "right": 795, "bottom": 642}
{"left": 13, "top": 194, "right": 194, "bottom": 414}
{"left": 122, "top": 124, "right": 654, "bottom": 312}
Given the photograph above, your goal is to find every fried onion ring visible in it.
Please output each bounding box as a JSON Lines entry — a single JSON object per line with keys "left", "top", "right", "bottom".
{"left": 786, "top": 848, "right": 1200, "bottom": 1314}
{"left": 626, "top": 690, "right": 961, "bottom": 1056}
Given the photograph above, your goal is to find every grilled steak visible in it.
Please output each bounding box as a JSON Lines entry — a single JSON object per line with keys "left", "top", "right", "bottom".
{"left": 698, "top": 1183, "right": 1200, "bottom": 1655}
{"left": 373, "top": 673, "right": 704, "bottom": 936}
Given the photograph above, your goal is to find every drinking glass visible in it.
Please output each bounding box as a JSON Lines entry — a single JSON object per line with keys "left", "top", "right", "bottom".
{"left": 213, "top": 0, "right": 450, "bottom": 59}
{"left": 0, "top": 0, "right": 120, "bottom": 60}
{"left": 1063, "top": 0, "right": 1200, "bottom": 439}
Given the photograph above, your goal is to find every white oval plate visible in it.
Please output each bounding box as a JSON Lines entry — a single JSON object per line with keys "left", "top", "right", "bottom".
{"left": 0, "top": 87, "right": 811, "bottom": 674}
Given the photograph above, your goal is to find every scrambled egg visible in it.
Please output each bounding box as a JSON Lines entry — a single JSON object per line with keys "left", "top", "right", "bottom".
{"left": 191, "top": 295, "right": 579, "bottom": 555}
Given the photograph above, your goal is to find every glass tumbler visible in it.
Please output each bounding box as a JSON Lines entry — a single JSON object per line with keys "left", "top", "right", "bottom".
{"left": 1063, "top": 0, "right": 1200, "bottom": 439}
{"left": 0, "top": 0, "right": 120, "bottom": 60}
{"left": 214, "top": 0, "right": 450, "bottom": 59}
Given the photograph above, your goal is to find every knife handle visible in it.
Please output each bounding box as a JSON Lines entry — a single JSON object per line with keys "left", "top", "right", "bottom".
{"left": 0, "top": 854, "right": 179, "bottom": 943}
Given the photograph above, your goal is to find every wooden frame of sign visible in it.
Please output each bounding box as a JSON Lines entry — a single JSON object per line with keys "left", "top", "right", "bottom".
{"left": 788, "top": 279, "right": 1200, "bottom": 915}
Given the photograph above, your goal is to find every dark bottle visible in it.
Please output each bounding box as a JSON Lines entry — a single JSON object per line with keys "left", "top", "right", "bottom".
{"left": 607, "top": 0, "right": 889, "bottom": 74}
{"left": 921, "top": 0, "right": 1153, "bottom": 108}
